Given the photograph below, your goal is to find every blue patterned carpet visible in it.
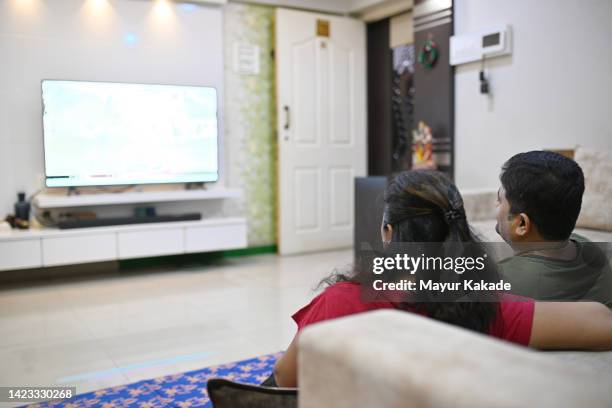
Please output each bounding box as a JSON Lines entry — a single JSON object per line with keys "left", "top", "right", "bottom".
{"left": 25, "top": 353, "right": 281, "bottom": 408}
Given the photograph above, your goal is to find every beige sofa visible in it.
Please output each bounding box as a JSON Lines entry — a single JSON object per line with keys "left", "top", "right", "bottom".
{"left": 298, "top": 310, "right": 612, "bottom": 408}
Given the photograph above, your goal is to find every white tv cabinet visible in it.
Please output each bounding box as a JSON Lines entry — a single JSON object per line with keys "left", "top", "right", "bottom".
{"left": 0, "top": 189, "right": 248, "bottom": 271}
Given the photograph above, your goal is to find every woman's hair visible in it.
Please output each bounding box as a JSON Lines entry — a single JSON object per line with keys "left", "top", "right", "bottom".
{"left": 321, "top": 170, "right": 500, "bottom": 333}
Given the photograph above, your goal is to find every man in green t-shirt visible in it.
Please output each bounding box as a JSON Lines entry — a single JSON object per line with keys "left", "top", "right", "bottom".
{"left": 495, "top": 151, "right": 612, "bottom": 308}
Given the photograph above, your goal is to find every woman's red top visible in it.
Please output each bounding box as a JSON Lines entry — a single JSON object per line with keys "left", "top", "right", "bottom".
{"left": 292, "top": 282, "right": 535, "bottom": 346}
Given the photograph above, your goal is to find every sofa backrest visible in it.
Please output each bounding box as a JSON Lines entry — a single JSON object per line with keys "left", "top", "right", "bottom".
{"left": 298, "top": 310, "right": 612, "bottom": 408}
{"left": 574, "top": 146, "right": 612, "bottom": 232}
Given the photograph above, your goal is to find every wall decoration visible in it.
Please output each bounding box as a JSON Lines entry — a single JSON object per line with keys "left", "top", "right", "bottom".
{"left": 417, "top": 39, "right": 439, "bottom": 69}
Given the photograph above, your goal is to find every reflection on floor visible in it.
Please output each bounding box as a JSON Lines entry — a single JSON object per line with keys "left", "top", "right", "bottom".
{"left": 0, "top": 249, "right": 352, "bottom": 407}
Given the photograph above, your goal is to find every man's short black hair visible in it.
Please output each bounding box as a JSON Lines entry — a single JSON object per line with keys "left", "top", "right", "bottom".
{"left": 500, "top": 150, "right": 585, "bottom": 240}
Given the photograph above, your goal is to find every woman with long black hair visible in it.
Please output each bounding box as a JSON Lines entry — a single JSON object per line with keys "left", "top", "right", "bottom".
{"left": 270, "top": 171, "right": 612, "bottom": 387}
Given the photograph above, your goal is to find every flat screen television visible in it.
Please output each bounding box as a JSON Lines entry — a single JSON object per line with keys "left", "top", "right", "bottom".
{"left": 41, "top": 80, "right": 219, "bottom": 187}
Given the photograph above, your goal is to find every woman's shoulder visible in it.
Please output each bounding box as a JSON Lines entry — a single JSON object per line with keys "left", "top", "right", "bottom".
{"left": 292, "top": 281, "right": 378, "bottom": 331}
{"left": 314, "top": 281, "right": 364, "bottom": 311}
{"left": 491, "top": 293, "right": 536, "bottom": 346}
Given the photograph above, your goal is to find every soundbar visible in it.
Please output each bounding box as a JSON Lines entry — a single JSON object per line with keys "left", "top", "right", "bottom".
{"left": 57, "top": 213, "right": 202, "bottom": 229}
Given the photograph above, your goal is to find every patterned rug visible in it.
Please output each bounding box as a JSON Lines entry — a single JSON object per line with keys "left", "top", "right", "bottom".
{"left": 25, "top": 352, "right": 281, "bottom": 408}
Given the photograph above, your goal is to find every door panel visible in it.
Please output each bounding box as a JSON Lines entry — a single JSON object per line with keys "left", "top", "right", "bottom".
{"left": 276, "top": 8, "right": 366, "bottom": 254}
{"left": 294, "top": 167, "right": 321, "bottom": 231}
{"left": 294, "top": 40, "right": 317, "bottom": 145}
{"left": 330, "top": 46, "right": 353, "bottom": 145}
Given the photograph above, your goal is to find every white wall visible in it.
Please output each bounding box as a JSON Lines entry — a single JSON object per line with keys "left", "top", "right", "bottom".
{"left": 454, "top": 0, "right": 612, "bottom": 191}
{"left": 0, "top": 0, "right": 224, "bottom": 216}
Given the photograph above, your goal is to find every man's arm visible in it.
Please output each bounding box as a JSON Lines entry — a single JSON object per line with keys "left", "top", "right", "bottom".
{"left": 529, "top": 301, "right": 612, "bottom": 350}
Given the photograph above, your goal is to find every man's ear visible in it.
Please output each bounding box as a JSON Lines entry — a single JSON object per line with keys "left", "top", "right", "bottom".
{"left": 382, "top": 224, "right": 393, "bottom": 242}
{"left": 513, "top": 213, "right": 531, "bottom": 237}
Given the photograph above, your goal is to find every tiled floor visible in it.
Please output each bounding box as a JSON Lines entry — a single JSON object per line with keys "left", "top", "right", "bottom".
{"left": 0, "top": 249, "right": 352, "bottom": 407}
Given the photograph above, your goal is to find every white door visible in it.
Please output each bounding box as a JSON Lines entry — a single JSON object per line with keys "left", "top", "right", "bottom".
{"left": 276, "top": 8, "right": 367, "bottom": 255}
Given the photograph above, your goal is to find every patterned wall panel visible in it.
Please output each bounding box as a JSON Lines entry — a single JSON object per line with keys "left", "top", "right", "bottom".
{"left": 224, "top": 3, "right": 277, "bottom": 247}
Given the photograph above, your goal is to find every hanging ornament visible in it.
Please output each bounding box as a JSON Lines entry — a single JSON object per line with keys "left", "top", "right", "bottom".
{"left": 417, "top": 39, "right": 439, "bottom": 70}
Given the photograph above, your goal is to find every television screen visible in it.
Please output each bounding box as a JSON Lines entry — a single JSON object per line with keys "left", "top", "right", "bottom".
{"left": 42, "top": 80, "right": 219, "bottom": 187}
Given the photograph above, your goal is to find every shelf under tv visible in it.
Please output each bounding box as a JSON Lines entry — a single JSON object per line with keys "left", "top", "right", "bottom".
{"left": 33, "top": 188, "right": 242, "bottom": 209}
{"left": 1, "top": 187, "right": 248, "bottom": 272}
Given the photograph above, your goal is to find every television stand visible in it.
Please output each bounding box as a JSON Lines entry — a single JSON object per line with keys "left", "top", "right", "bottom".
{"left": 0, "top": 188, "right": 247, "bottom": 271}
